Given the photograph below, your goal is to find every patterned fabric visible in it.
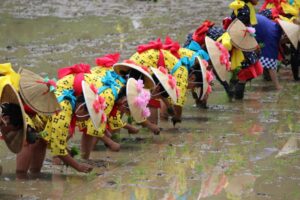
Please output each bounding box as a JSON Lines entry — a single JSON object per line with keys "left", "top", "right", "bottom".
{"left": 207, "top": 26, "right": 225, "bottom": 41}
{"left": 130, "top": 49, "right": 188, "bottom": 107}
{"left": 108, "top": 111, "right": 126, "bottom": 130}
{"left": 42, "top": 73, "right": 117, "bottom": 156}
{"left": 260, "top": 57, "right": 278, "bottom": 69}
{"left": 231, "top": 4, "right": 252, "bottom": 26}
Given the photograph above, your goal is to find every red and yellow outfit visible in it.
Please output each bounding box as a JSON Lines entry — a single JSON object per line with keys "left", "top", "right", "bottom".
{"left": 42, "top": 72, "right": 118, "bottom": 156}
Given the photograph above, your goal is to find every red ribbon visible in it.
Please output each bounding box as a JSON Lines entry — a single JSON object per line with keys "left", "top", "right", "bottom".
{"left": 260, "top": 0, "right": 283, "bottom": 15}
{"left": 57, "top": 63, "right": 91, "bottom": 79}
{"left": 57, "top": 63, "right": 90, "bottom": 96}
{"left": 36, "top": 79, "right": 57, "bottom": 94}
{"left": 192, "top": 20, "right": 215, "bottom": 45}
{"left": 137, "top": 38, "right": 166, "bottom": 67}
{"left": 162, "top": 36, "right": 181, "bottom": 59}
{"left": 95, "top": 53, "right": 120, "bottom": 68}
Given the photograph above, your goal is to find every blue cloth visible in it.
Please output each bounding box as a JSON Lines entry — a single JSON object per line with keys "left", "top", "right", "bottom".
{"left": 98, "top": 71, "right": 122, "bottom": 99}
{"left": 255, "top": 14, "right": 282, "bottom": 60}
{"left": 57, "top": 89, "right": 76, "bottom": 110}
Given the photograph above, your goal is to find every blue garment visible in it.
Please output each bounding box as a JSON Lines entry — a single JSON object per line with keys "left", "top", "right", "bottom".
{"left": 255, "top": 14, "right": 282, "bottom": 60}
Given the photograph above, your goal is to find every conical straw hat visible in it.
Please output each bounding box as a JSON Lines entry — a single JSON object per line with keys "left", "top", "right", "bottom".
{"left": 278, "top": 19, "right": 300, "bottom": 49}
{"left": 205, "top": 36, "right": 231, "bottom": 83}
{"left": 199, "top": 58, "right": 208, "bottom": 100}
{"left": 81, "top": 81, "right": 103, "bottom": 129}
{"left": 127, "top": 78, "right": 150, "bottom": 123}
{"left": 150, "top": 67, "right": 177, "bottom": 103}
{"left": 0, "top": 84, "right": 26, "bottom": 153}
{"left": 227, "top": 19, "right": 258, "bottom": 51}
{"left": 18, "top": 68, "right": 61, "bottom": 115}
{"left": 113, "top": 62, "right": 155, "bottom": 89}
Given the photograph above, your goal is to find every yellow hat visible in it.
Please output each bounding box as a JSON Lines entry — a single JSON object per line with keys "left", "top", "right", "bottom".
{"left": 227, "top": 19, "right": 258, "bottom": 51}
{"left": 0, "top": 84, "right": 26, "bottom": 154}
{"left": 18, "top": 68, "right": 61, "bottom": 115}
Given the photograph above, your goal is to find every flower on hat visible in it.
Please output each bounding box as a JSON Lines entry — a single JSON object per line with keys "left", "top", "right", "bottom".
{"left": 158, "top": 66, "right": 168, "bottom": 74}
{"left": 134, "top": 80, "right": 151, "bottom": 118}
{"left": 215, "top": 42, "right": 231, "bottom": 71}
{"left": 168, "top": 74, "right": 177, "bottom": 89}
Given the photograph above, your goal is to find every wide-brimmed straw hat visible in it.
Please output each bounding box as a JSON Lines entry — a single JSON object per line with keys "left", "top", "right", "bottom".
{"left": 227, "top": 19, "right": 258, "bottom": 51}
{"left": 82, "top": 81, "right": 104, "bottom": 129}
{"left": 0, "top": 84, "right": 26, "bottom": 154}
{"left": 199, "top": 58, "right": 209, "bottom": 100}
{"left": 205, "top": 36, "right": 231, "bottom": 83}
{"left": 278, "top": 19, "right": 300, "bottom": 49}
{"left": 18, "top": 68, "right": 61, "bottom": 115}
{"left": 127, "top": 78, "right": 151, "bottom": 123}
{"left": 113, "top": 61, "right": 155, "bottom": 89}
{"left": 150, "top": 67, "right": 178, "bottom": 103}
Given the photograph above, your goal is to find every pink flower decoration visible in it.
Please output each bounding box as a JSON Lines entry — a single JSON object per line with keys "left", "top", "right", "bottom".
{"left": 142, "top": 108, "right": 151, "bottom": 118}
{"left": 207, "top": 85, "right": 212, "bottom": 94}
{"left": 206, "top": 70, "right": 214, "bottom": 83}
{"left": 136, "top": 79, "right": 144, "bottom": 93}
{"left": 159, "top": 66, "right": 168, "bottom": 74}
{"left": 247, "top": 27, "right": 256, "bottom": 35}
{"left": 202, "top": 60, "right": 209, "bottom": 68}
{"left": 101, "top": 113, "right": 107, "bottom": 123}
{"left": 90, "top": 84, "right": 98, "bottom": 94}
{"left": 168, "top": 74, "right": 177, "bottom": 89}
{"left": 134, "top": 80, "right": 151, "bottom": 118}
{"left": 93, "top": 96, "right": 106, "bottom": 113}
{"left": 216, "top": 42, "right": 231, "bottom": 71}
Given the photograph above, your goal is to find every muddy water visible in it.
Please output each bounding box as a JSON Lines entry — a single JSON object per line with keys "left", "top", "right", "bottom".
{"left": 1, "top": 0, "right": 300, "bottom": 200}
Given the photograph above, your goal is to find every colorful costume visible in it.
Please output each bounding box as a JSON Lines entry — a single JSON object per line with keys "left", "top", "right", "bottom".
{"left": 91, "top": 53, "right": 127, "bottom": 131}
{"left": 42, "top": 71, "right": 122, "bottom": 156}
{"left": 129, "top": 40, "right": 188, "bottom": 106}
{"left": 255, "top": 14, "right": 282, "bottom": 70}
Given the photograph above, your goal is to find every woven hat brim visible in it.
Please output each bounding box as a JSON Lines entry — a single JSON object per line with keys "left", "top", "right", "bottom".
{"left": 0, "top": 84, "right": 26, "bottom": 154}
{"left": 82, "top": 81, "right": 102, "bottom": 129}
{"left": 150, "top": 67, "right": 177, "bottom": 103}
{"left": 126, "top": 78, "right": 148, "bottom": 123}
{"left": 205, "top": 37, "right": 230, "bottom": 83}
{"left": 19, "top": 68, "right": 61, "bottom": 115}
{"left": 228, "top": 19, "right": 258, "bottom": 52}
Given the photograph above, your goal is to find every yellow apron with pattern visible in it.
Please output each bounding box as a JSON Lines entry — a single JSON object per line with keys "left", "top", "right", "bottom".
{"left": 91, "top": 66, "right": 127, "bottom": 130}
{"left": 42, "top": 73, "right": 116, "bottom": 156}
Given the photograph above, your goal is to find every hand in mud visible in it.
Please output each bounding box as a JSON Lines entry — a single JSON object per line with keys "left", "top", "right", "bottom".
{"left": 128, "top": 126, "right": 139, "bottom": 134}
{"left": 171, "top": 116, "right": 182, "bottom": 127}
{"left": 77, "top": 163, "right": 93, "bottom": 173}
{"left": 149, "top": 123, "right": 160, "bottom": 135}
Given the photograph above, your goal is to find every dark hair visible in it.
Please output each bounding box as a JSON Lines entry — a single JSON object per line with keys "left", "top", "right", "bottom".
{"left": 0, "top": 103, "right": 23, "bottom": 128}
{"left": 190, "top": 68, "right": 203, "bottom": 85}
{"left": 76, "top": 95, "right": 87, "bottom": 111}
{"left": 116, "top": 86, "right": 127, "bottom": 102}
{"left": 152, "top": 74, "right": 169, "bottom": 98}
{"left": 128, "top": 69, "right": 143, "bottom": 80}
